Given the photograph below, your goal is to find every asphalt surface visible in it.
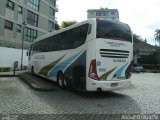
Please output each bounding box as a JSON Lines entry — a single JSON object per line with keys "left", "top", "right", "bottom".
{"left": 0, "top": 73, "right": 160, "bottom": 120}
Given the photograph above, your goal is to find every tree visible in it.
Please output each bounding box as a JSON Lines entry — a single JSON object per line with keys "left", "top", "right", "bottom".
{"left": 133, "top": 34, "right": 142, "bottom": 43}
{"left": 144, "top": 38, "right": 147, "bottom": 43}
{"left": 55, "top": 23, "right": 60, "bottom": 30}
{"left": 154, "top": 29, "right": 160, "bottom": 46}
{"left": 61, "top": 21, "right": 77, "bottom": 28}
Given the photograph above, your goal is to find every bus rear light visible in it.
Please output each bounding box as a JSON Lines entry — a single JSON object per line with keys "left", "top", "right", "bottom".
{"left": 88, "top": 59, "right": 100, "bottom": 80}
{"left": 127, "top": 72, "right": 132, "bottom": 79}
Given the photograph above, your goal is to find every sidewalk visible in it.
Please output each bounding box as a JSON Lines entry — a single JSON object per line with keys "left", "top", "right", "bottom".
{"left": 0, "top": 70, "right": 28, "bottom": 77}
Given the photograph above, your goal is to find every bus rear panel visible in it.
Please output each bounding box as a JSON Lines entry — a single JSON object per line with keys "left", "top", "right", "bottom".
{"left": 86, "top": 20, "right": 133, "bottom": 91}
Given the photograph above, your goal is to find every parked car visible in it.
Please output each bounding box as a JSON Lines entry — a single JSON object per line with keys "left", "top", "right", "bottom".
{"left": 132, "top": 65, "right": 144, "bottom": 72}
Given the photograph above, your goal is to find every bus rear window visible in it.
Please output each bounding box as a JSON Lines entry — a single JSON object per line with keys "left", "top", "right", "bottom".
{"left": 96, "top": 20, "right": 132, "bottom": 42}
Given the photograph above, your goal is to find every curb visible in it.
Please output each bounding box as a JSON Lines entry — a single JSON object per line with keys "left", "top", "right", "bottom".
{"left": 0, "top": 75, "right": 19, "bottom": 77}
{"left": 19, "top": 72, "right": 55, "bottom": 91}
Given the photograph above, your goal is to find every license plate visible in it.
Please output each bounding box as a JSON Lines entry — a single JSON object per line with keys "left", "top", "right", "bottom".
{"left": 111, "top": 83, "right": 118, "bottom": 87}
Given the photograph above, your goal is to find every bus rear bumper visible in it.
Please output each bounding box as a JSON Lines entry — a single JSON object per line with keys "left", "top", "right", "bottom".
{"left": 86, "top": 79, "right": 131, "bottom": 91}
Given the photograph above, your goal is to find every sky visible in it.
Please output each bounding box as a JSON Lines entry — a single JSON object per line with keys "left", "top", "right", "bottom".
{"left": 56, "top": 0, "right": 160, "bottom": 45}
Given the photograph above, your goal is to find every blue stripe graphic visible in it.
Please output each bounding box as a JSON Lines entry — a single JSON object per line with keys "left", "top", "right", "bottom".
{"left": 48, "top": 51, "right": 82, "bottom": 78}
{"left": 111, "top": 62, "right": 128, "bottom": 80}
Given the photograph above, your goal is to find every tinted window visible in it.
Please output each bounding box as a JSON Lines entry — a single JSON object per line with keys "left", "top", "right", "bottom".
{"left": 97, "top": 20, "right": 132, "bottom": 42}
{"left": 24, "top": 28, "right": 37, "bottom": 42}
{"left": 53, "top": 31, "right": 70, "bottom": 50}
{"left": 71, "top": 24, "right": 89, "bottom": 48}
{"left": 18, "top": 6, "right": 22, "bottom": 14}
{"left": 27, "top": 10, "right": 38, "bottom": 27}
{"left": 33, "top": 24, "right": 89, "bottom": 54}
{"left": 7, "top": 0, "right": 14, "bottom": 10}
{"left": 27, "top": 0, "right": 39, "bottom": 11}
{"left": 49, "top": 7, "right": 55, "bottom": 20}
{"left": 16, "top": 24, "right": 21, "bottom": 32}
{"left": 4, "top": 20, "right": 13, "bottom": 30}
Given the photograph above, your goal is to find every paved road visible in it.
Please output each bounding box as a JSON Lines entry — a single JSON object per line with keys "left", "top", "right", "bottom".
{"left": 0, "top": 73, "right": 160, "bottom": 119}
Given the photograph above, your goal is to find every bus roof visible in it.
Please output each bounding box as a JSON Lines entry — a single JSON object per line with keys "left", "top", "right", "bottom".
{"left": 34, "top": 18, "right": 97, "bottom": 43}
{"left": 33, "top": 18, "right": 130, "bottom": 43}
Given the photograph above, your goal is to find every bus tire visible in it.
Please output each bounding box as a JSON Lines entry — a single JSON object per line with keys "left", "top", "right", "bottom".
{"left": 57, "top": 72, "right": 65, "bottom": 89}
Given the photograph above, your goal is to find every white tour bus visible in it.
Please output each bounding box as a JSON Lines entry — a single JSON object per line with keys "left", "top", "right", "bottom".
{"left": 28, "top": 18, "right": 133, "bottom": 91}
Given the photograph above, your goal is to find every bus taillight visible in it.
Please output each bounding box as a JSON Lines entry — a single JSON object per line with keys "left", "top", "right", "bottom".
{"left": 88, "top": 59, "right": 100, "bottom": 80}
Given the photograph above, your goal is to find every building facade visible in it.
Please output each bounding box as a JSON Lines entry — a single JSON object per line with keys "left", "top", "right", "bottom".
{"left": 0, "top": 0, "right": 58, "bottom": 49}
{"left": 87, "top": 8, "right": 119, "bottom": 22}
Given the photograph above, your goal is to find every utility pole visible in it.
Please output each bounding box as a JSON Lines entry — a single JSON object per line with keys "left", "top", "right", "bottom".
{"left": 21, "top": 0, "right": 26, "bottom": 70}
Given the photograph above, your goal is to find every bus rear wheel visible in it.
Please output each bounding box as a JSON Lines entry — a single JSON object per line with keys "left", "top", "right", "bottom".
{"left": 57, "top": 72, "right": 65, "bottom": 89}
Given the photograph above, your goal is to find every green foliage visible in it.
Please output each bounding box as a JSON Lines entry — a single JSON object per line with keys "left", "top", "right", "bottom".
{"left": 23, "top": 66, "right": 28, "bottom": 70}
{"left": 133, "top": 34, "right": 142, "bottom": 43}
{"left": 144, "top": 38, "right": 147, "bottom": 43}
{"left": 140, "top": 51, "right": 160, "bottom": 65}
{"left": 154, "top": 29, "right": 160, "bottom": 46}
{"left": 55, "top": 23, "right": 60, "bottom": 30}
{"left": 61, "top": 21, "right": 77, "bottom": 28}
{"left": 155, "top": 47, "right": 160, "bottom": 52}
{"left": 142, "top": 64, "right": 160, "bottom": 71}
{"left": 0, "top": 67, "right": 11, "bottom": 72}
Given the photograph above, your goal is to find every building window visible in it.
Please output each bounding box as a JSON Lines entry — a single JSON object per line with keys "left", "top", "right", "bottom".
{"left": 48, "top": 21, "right": 54, "bottom": 32}
{"left": 49, "top": 7, "right": 55, "bottom": 19}
{"left": 96, "top": 12, "right": 102, "bottom": 16}
{"left": 27, "top": 10, "right": 38, "bottom": 27}
{"left": 7, "top": 0, "right": 14, "bottom": 10}
{"left": 24, "top": 28, "right": 37, "bottom": 42}
{"left": 4, "top": 20, "right": 13, "bottom": 30}
{"left": 49, "top": 0, "right": 55, "bottom": 6}
{"left": 89, "top": 12, "right": 94, "bottom": 16}
{"left": 18, "top": 6, "right": 22, "bottom": 14}
{"left": 105, "top": 12, "right": 108, "bottom": 16}
{"left": 16, "top": 24, "right": 21, "bottom": 32}
{"left": 27, "top": 0, "right": 39, "bottom": 11}
{"left": 111, "top": 11, "right": 115, "bottom": 15}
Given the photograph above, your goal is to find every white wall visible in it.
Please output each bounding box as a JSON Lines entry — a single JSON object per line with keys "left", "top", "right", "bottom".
{"left": 0, "top": 47, "right": 28, "bottom": 68}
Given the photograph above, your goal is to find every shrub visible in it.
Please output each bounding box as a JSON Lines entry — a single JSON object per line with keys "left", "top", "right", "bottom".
{"left": 0, "top": 67, "right": 11, "bottom": 72}
{"left": 23, "top": 66, "right": 28, "bottom": 70}
{"left": 142, "top": 64, "right": 160, "bottom": 70}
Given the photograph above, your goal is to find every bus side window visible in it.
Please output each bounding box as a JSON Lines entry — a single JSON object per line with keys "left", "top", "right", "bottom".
{"left": 73, "top": 41, "right": 81, "bottom": 48}
{"left": 88, "top": 24, "right": 92, "bottom": 34}
{"left": 70, "top": 24, "right": 89, "bottom": 49}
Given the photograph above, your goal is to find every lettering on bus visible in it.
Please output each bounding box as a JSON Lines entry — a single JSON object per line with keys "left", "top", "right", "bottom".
{"left": 99, "top": 68, "right": 106, "bottom": 72}
{"left": 96, "top": 61, "right": 101, "bottom": 66}
{"left": 105, "top": 41, "right": 126, "bottom": 47}
{"left": 113, "top": 59, "right": 126, "bottom": 63}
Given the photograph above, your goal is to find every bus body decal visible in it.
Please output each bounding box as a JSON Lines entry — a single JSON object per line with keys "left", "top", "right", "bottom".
{"left": 99, "top": 66, "right": 117, "bottom": 80}
{"left": 64, "top": 51, "right": 86, "bottom": 90}
{"left": 48, "top": 51, "right": 83, "bottom": 78}
{"left": 111, "top": 62, "right": 129, "bottom": 80}
{"left": 39, "top": 55, "right": 65, "bottom": 77}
